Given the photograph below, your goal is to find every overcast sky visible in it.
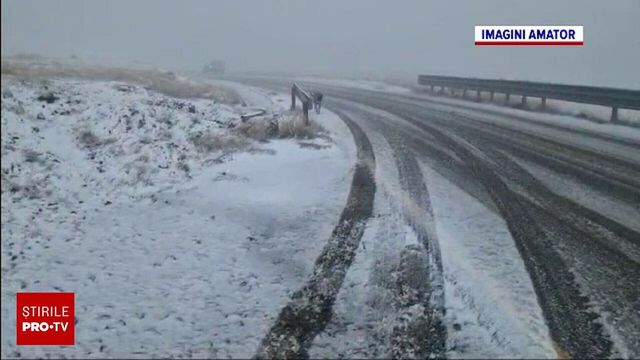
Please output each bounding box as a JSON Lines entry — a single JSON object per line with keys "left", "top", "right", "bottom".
{"left": 2, "top": 0, "right": 639, "bottom": 88}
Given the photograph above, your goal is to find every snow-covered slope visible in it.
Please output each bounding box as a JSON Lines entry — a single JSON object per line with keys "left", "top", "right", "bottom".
{"left": 1, "top": 77, "right": 355, "bottom": 358}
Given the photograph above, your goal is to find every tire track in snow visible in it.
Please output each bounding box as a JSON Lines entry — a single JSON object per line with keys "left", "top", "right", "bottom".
{"left": 314, "top": 86, "right": 632, "bottom": 357}
{"left": 480, "top": 149, "right": 640, "bottom": 356}
{"left": 401, "top": 117, "right": 613, "bottom": 358}
{"left": 325, "top": 100, "right": 447, "bottom": 358}
{"left": 485, "top": 147, "right": 640, "bottom": 262}
{"left": 236, "top": 78, "right": 625, "bottom": 358}
{"left": 255, "top": 111, "right": 375, "bottom": 359}
{"left": 334, "top": 100, "right": 556, "bottom": 357}
{"left": 383, "top": 133, "right": 446, "bottom": 359}
{"left": 393, "top": 101, "right": 638, "bottom": 355}
{"left": 421, "top": 161, "right": 556, "bottom": 358}
{"left": 313, "top": 86, "right": 640, "bottom": 202}
{"left": 414, "top": 130, "right": 638, "bottom": 355}
{"left": 318, "top": 89, "right": 614, "bottom": 357}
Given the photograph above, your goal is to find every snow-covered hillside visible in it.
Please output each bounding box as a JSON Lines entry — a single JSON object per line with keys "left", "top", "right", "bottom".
{"left": 1, "top": 77, "right": 355, "bottom": 358}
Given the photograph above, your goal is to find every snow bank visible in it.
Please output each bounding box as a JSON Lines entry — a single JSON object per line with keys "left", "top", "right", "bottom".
{"left": 1, "top": 78, "right": 355, "bottom": 358}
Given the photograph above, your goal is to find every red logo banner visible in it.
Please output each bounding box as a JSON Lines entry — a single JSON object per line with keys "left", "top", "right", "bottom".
{"left": 16, "top": 292, "right": 75, "bottom": 345}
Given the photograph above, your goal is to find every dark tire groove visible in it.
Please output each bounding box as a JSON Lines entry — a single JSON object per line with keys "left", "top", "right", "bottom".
{"left": 389, "top": 144, "right": 447, "bottom": 359}
{"left": 327, "top": 101, "right": 447, "bottom": 358}
{"left": 255, "top": 111, "right": 376, "bottom": 359}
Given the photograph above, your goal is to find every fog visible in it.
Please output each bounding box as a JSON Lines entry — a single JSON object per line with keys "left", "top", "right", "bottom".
{"left": 2, "top": 0, "right": 639, "bottom": 88}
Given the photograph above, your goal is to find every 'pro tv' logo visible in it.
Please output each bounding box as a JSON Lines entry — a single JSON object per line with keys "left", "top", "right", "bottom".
{"left": 16, "top": 292, "right": 75, "bottom": 345}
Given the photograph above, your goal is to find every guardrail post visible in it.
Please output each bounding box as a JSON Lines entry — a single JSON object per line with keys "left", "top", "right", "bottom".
{"left": 476, "top": 90, "right": 481, "bottom": 102}
{"left": 430, "top": 85, "right": 434, "bottom": 93}
{"left": 505, "top": 93, "right": 511, "bottom": 104}
{"left": 541, "top": 97, "right": 547, "bottom": 110}
{"left": 490, "top": 91, "right": 495, "bottom": 102}
{"left": 462, "top": 88, "right": 467, "bottom": 99}
{"left": 302, "top": 102, "right": 309, "bottom": 125}
{"left": 291, "top": 83, "right": 311, "bottom": 125}
{"left": 521, "top": 95, "right": 527, "bottom": 106}
{"left": 611, "top": 107, "right": 619, "bottom": 123}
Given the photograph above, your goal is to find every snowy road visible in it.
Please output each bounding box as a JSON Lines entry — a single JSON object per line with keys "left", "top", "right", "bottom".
{"left": 2, "top": 73, "right": 638, "bottom": 358}
{"left": 236, "top": 77, "right": 640, "bottom": 359}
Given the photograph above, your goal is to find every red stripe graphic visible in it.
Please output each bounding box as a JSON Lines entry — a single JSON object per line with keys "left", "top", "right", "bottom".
{"left": 475, "top": 41, "right": 584, "bottom": 46}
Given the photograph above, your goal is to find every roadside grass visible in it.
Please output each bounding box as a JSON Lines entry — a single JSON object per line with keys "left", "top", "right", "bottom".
{"left": 236, "top": 111, "right": 324, "bottom": 142}
{"left": 1, "top": 57, "right": 242, "bottom": 105}
{"left": 189, "top": 132, "right": 252, "bottom": 153}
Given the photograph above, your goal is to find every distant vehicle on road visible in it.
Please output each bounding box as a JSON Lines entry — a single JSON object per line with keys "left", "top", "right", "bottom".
{"left": 202, "top": 60, "right": 226, "bottom": 75}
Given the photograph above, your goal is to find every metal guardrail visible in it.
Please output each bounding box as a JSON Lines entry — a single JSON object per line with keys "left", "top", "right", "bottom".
{"left": 291, "top": 83, "right": 313, "bottom": 124}
{"left": 290, "top": 83, "right": 323, "bottom": 124}
{"left": 418, "top": 75, "right": 640, "bottom": 123}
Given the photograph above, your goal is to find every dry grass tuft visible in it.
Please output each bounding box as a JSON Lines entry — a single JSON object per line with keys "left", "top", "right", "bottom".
{"left": 77, "top": 130, "right": 102, "bottom": 148}
{"left": 22, "top": 149, "right": 43, "bottom": 164}
{"left": 1, "top": 174, "right": 50, "bottom": 200}
{"left": 76, "top": 129, "right": 114, "bottom": 149}
{"left": 276, "top": 112, "right": 322, "bottom": 139}
{"left": 189, "top": 132, "right": 251, "bottom": 153}
{"left": 235, "top": 120, "right": 277, "bottom": 141}
{"left": 235, "top": 111, "right": 323, "bottom": 142}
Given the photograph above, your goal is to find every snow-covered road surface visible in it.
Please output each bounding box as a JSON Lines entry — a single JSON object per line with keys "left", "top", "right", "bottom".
{"left": 232, "top": 76, "right": 640, "bottom": 359}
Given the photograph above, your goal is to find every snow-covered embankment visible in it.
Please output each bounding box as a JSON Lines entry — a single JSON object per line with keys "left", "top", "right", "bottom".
{"left": 1, "top": 76, "right": 355, "bottom": 358}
